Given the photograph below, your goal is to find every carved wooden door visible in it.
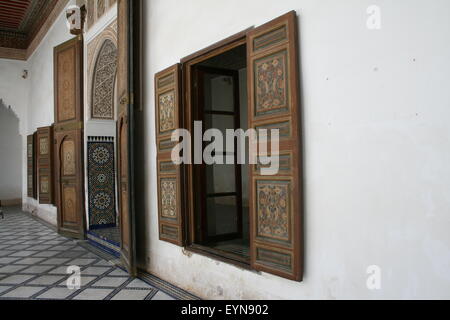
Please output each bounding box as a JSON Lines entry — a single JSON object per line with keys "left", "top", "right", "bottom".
{"left": 117, "top": 0, "right": 139, "bottom": 275}
{"left": 54, "top": 37, "right": 85, "bottom": 239}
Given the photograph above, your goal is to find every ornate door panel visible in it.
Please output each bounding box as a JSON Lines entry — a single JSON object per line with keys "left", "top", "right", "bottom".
{"left": 27, "top": 134, "right": 37, "bottom": 199}
{"left": 117, "top": 0, "right": 139, "bottom": 276}
{"left": 247, "top": 11, "right": 303, "bottom": 281}
{"left": 37, "top": 126, "right": 54, "bottom": 204}
{"left": 54, "top": 37, "right": 85, "bottom": 239}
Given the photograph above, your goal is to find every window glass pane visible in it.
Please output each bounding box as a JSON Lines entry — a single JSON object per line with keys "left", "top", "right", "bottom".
{"left": 204, "top": 74, "right": 234, "bottom": 112}
{"left": 206, "top": 164, "right": 236, "bottom": 194}
{"left": 207, "top": 196, "right": 238, "bottom": 236}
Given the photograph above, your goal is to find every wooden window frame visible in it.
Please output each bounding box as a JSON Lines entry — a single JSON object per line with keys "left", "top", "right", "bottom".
{"left": 157, "top": 11, "right": 303, "bottom": 281}
{"left": 182, "top": 31, "right": 253, "bottom": 269}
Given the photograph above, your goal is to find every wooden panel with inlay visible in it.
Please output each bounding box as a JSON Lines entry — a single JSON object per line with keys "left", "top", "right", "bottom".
{"left": 37, "top": 126, "right": 54, "bottom": 204}
{"left": 247, "top": 11, "right": 303, "bottom": 281}
{"left": 54, "top": 36, "right": 85, "bottom": 239}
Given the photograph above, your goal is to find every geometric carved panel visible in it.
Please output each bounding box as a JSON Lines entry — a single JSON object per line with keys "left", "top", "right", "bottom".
{"left": 92, "top": 39, "right": 117, "bottom": 119}
{"left": 57, "top": 46, "right": 76, "bottom": 122}
{"left": 62, "top": 185, "right": 77, "bottom": 223}
{"left": 256, "top": 180, "right": 291, "bottom": 243}
{"left": 158, "top": 90, "right": 175, "bottom": 134}
{"left": 254, "top": 50, "right": 289, "bottom": 117}
{"left": 256, "top": 246, "right": 292, "bottom": 272}
{"left": 62, "top": 140, "right": 76, "bottom": 176}
{"left": 39, "top": 137, "right": 49, "bottom": 155}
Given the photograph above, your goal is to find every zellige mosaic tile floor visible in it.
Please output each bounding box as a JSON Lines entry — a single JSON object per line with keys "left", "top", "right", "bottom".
{"left": 0, "top": 206, "right": 194, "bottom": 300}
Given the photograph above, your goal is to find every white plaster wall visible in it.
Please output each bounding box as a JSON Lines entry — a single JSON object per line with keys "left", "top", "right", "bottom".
{"left": 0, "top": 59, "right": 30, "bottom": 204}
{"left": 0, "top": 102, "right": 22, "bottom": 201}
{"left": 22, "top": 0, "right": 77, "bottom": 226}
{"left": 143, "top": 0, "right": 450, "bottom": 299}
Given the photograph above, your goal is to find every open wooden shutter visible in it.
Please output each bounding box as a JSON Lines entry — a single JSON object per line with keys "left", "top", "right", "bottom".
{"left": 247, "top": 11, "right": 303, "bottom": 281}
{"left": 117, "top": 0, "right": 139, "bottom": 276}
{"left": 27, "top": 134, "right": 37, "bottom": 199}
{"left": 37, "top": 126, "right": 54, "bottom": 204}
{"left": 155, "top": 64, "right": 184, "bottom": 246}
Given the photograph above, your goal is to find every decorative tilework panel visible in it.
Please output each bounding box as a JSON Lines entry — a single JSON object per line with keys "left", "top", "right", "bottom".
{"left": 88, "top": 138, "right": 116, "bottom": 228}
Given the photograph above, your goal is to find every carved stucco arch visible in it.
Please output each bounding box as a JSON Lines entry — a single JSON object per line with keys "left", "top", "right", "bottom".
{"left": 87, "top": 19, "right": 117, "bottom": 120}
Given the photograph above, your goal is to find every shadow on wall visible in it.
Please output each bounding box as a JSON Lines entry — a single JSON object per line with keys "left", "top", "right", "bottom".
{"left": 0, "top": 99, "right": 22, "bottom": 203}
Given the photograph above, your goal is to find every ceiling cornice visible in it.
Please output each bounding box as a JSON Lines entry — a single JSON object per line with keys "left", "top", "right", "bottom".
{"left": 0, "top": 0, "right": 70, "bottom": 61}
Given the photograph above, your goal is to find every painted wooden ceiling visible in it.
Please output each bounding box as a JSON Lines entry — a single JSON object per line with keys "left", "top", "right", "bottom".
{"left": 0, "top": 0, "right": 58, "bottom": 49}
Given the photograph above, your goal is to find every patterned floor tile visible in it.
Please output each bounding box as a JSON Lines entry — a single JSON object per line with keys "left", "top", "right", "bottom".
{"left": 10, "top": 251, "right": 38, "bottom": 258}
{"left": 152, "top": 291, "right": 176, "bottom": 300}
{"left": 82, "top": 267, "right": 112, "bottom": 276}
{"left": 36, "top": 287, "right": 80, "bottom": 300}
{"left": 0, "top": 286, "right": 12, "bottom": 294}
{"left": 0, "top": 207, "right": 194, "bottom": 300}
{"left": 28, "top": 275, "right": 66, "bottom": 286}
{"left": 72, "top": 288, "right": 114, "bottom": 300}
{"left": 20, "top": 265, "right": 55, "bottom": 274}
{"left": 91, "top": 277, "right": 128, "bottom": 288}
{"left": 0, "top": 265, "right": 27, "bottom": 274}
{"left": 108, "top": 268, "right": 128, "bottom": 277}
{"left": 0, "top": 257, "right": 20, "bottom": 264}
{"left": 127, "top": 278, "right": 154, "bottom": 289}
{"left": 48, "top": 266, "right": 72, "bottom": 275}
{"left": 0, "top": 275, "right": 34, "bottom": 285}
{"left": 1, "top": 286, "right": 46, "bottom": 299}
{"left": 13, "top": 257, "right": 46, "bottom": 265}
{"left": 32, "top": 251, "right": 60, "bottom": 258}
{"left": 68, "top": 258, "right": 96, "bottom": 266}
{"left": 39, "top": 258, "right": 71, "bottom": 265}
{"left": 111, "top": 289, "right": 154, "bottom": 300}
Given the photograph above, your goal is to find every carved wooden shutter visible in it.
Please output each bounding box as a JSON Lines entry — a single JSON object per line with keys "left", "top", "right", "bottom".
{"left": 54, "top": 37, "right": 85, "bottom": 239}
{"left": 247, "top": 11, "right": 303, "bottom": 281}
{"left": 37, "top": 126, "right": 54, "bottom": 204}
{"left": 27, "top": 134, "right": 37, "bottom": 198}
{"left": 155, "top": 64, "right": 184, "bottom": 246}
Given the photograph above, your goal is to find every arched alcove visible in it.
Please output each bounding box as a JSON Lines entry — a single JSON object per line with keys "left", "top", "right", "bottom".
{"left": 0, "top": 99, "right": 22, "bottom": 202}
{"left": 91, "top": 39, "right": 118, "bottom": 119}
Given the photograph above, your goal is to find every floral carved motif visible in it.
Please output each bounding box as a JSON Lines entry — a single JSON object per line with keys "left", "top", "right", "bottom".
{"left": 256, "top": 180, "right": 290, "bottom": 241}
{"left": 160, "top": 178, "right": 177, "bottom": 219}
{"left": 254, "top": 51, "right": 288, "bottom": 117}
{"left": 159, "top": 91, "right": 175, "bottom": 133}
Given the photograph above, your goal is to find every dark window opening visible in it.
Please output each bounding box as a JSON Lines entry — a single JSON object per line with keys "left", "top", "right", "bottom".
{"left": 191, "top": 44, "right": 250, "bottom": 264}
